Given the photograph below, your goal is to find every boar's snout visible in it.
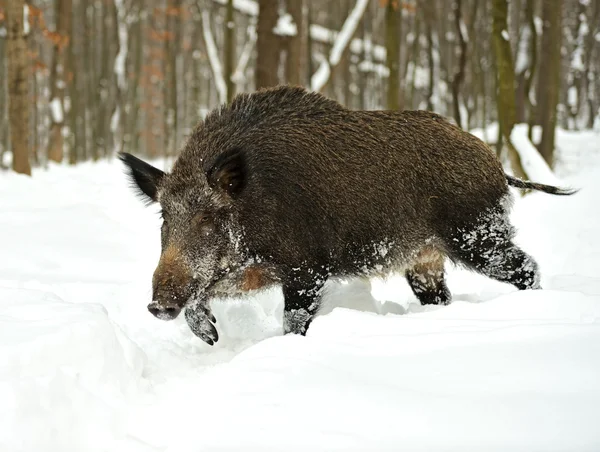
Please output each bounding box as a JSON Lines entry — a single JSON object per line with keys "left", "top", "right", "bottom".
{"left": 148, "top": 301, "right": 181, "bottom": 320}
{"left": 150, "top": 245, "right": 192, "bottom": 321}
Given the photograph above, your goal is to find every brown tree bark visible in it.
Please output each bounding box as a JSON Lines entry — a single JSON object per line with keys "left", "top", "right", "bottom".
{"left": 166, "top": 0, "right": 182, "bottom": 154}
{"left": 537, "top": 0, "right": 563, "bottom": 167}
{"left": 123, "top": 1, "right": 143, "bottom": 155}
{"left": 286, "top": 0, "right": 309, "bottom": 86}
{"left": 492, "top": 0, "right": 527, "bottom": 179}
{"left": 68, "top": 0, "right": 81, "bottom": 164}
{"left": 6, "top": 0, "right": 31, "bottom": 175}
{"left": 422, "top": 1, "right": 436, "bottom": 111}
{"left": 85, "top": 2, "right": 97, "bottom": 160}
{"left": 385, "top": 0, "right": 401, "bottom": 110}
{"left": 224, "top": 0, "right": 236, "bottom": 101}
{"left": 94, "top": 0, "right": 112, "bottom": 159}
{"left": 0, "top": 32, "right": 8, "bottom": 167}
{"left": 406, "top": 13, "right": 420, "bottom": 110}
{"left": 584, "top": 0, "right": 600, "bottom": 129}
{"left": 256, "top": 0, "right": 279, "bottom": 89}
{"left": 47, "top": 0, "right": 72, "bottom": 163}
{"left": 524, "top": 0, "right": 538, "bottom": 141}
{"left": 451, "top": 0, "right": 467, "bottom": 128}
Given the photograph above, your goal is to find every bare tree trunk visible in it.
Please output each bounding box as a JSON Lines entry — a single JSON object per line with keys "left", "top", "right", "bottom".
{"left": 385, "top": 0, "right": 401, "bottom": 110}
{"left": 47, "top": 0, "right": 72, "bottom": 163}
{"left": 406, "top": 13, "right": 420, "bottom": 110}
{"left": 6, "top": 0, "right": 31, "bottom": 175}
{"left": 191, "top": 3, "right": 203, "bottom": 118}
{"left": 69, "top": 8, "right": 81, "bottom": 165}
{"left": 537, "top": 0, "right": 563, "bottom": 167}
{"left": 256, "top": 0, "right": 279, "bottom": 89}
{"left": 423, "top": 2, "right": 435, "bottom": 111}
{"left": 464, "top": 0, "right": 479, "bottom": 129}
{"left": 306, "top": 3, "right": 313, "bottom": 88}
{"left": 0, "top": 32, "right": 8, "bottom": 167}
{"left": 31, "top": 46, "right": 39, "bottom": 167}
{"left": 565, "top": 0, "right": 587, "bottom": 130}
{"left": 286, "top": 0, "right": 309, "bottom": 86}
{"left": 124, "top": 1, "right": 143, "bottom": 155}
{"left": 167, "top": 0, "right": 182, "bottom": 154}
{"left": 524, "top": 0, "right": 538, "bottom": 141}
{"left": 492, "top": 0, "right": 527, "bottom": 179}
{"left": 86, "top": 3, "right": 97, "bottom": 161}
{"left": 358, "top": 8, "right": 369, "bottom": 110}
{"left": 131, "top": 6, "right": 144, "bottom": 153}
{"left": 451, "top": 0, "right": 467, "bottom": 128}
{"left": 584, "top": 0, "right": 600, "bottom": 129}
{"left": 95, "top": 1, "right": 111, "bottom": 159}
{"left": 224, "top": 0, "right": 236, "bottom": 101}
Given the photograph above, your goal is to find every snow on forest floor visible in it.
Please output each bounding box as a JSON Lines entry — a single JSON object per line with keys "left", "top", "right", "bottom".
{"left": 1, "top": 128, "right": 600, "bottom": 452}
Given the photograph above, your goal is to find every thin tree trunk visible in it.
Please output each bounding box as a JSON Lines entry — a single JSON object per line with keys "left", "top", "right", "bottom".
{"left": 47, "top": 0, "right": 72, "bottom": 163}
{"left": 524, "top": 0, "right": 538, "bottom": 141}
{"left": 492, "top": 0, "right": 527, "bottom": 179}
{"left": 385, "top": 0, "right": 401, "bottom": 110}
{"left": 69, "top": 0, "right": 81, "bottom": 165}
{"left": 0, "top": 33, "right": 8, "bottom": 166}
{"left": 584, "top": 0, "right": 600, "bottom": 129}
{"left": 423, "top": 2, "right": 435, "bottom": 111}
{"left": 224, "top": 0, "right": 236, "bottom": 101}
{"left": 286, "top": 0, "right": 309, "bottom": 86}
{"left": 406, "top": 14, "right": 420, "bottom": 110}
{"left": 358, "top": 9, "right": 368, "bottom": 110}
{"left": 124, "top": 2, "right": 143, "bottom": 155}
{"left": 306, "top": 3, "right": 313, "bottom": 88}
{"left": 256, "top": 0, "right": 279, "bottom": 89}
{"left": 537, "top": 0, "right": 563, "bottom": 167}
{"left": 168, "top": 0, "right": 182, "bottom": 154}
{"left": 464, "top": 0, "right": 479, "bottom": 129}
{"left": 32, "top": 49, "right": 39, "bottom": 166}
{"left": 451, "top": 0, "right": 467, "bottom": 128}
{"left": 7, "top": 0, "right": 31, "bottom": 175}
{"left": 86, "top": 3, "right": 96, "bottom": 161}
{"left": 191, "top": 5, "right": 203, "bottom": 120}
{"left": 95, "top": 0, "right": 116, "bottom": 159}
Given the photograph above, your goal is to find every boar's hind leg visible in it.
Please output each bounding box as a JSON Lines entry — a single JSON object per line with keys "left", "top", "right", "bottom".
{"left": 447, "top": 206, "right": 541, "bottom": 290}
{"left": 405, "top": 246, "right": 451, "bottom": 305}
{"left": 282, "top": 271, "right": 327, "bottom": 336}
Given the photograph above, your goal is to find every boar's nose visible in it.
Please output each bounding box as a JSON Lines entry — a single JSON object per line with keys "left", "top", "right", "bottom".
{"left": 148, "top": 302, "right": 182, "bottom": 320}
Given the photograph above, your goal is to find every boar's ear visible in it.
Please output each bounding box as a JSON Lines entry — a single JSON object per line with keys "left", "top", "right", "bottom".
{"left": 119, "top": 153, "right": 165, "bottom": 204}
{"left": 207, "top": 148, "right": 247, "bottom": 198}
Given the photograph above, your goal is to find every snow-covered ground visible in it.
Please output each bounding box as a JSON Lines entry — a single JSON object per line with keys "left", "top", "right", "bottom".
{"left": 1, "top": 128, "right": 599, "bottom": 452}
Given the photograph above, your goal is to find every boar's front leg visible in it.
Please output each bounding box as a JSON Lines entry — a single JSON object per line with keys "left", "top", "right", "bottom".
{"left": 282, "top": 269, "right": 327, "bottom": 336}
{"left": 184, "top": 303, "right": 219, "bottom": 346}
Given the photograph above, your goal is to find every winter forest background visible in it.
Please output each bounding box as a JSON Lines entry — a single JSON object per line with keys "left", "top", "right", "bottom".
{"left": 2, "top": 2, "right": 600, "bottom": 450}
{"left": 1, "top": 0, "right": 599, "bottom": 177}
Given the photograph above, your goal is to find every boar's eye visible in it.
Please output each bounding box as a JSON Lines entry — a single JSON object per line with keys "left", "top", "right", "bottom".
{"left": 160, "top": 220, "right": 169, "bottom": 248}
{"left": 193, "top": 213, "right": 214, "bottom": 234}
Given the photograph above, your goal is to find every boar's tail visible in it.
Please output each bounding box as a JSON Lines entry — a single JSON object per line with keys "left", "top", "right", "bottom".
{"left": 505, "top": 174, "right": 578, "bottom": 196}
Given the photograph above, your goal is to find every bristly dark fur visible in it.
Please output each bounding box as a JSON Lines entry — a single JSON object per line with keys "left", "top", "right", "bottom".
{"left": 120, "top": 85, "right": 577, "bottom": 345}
{"left": 505, "top": 175, "right": 578, "bottom": 195}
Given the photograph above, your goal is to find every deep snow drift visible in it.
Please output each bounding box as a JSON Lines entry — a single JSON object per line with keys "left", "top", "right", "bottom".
{"left": 1, "top": 128, "right": 599, "bottom": 452}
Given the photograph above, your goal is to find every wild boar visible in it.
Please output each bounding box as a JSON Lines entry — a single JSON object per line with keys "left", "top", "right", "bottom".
{"left": 120, "top": 85, "right": 575, "bottom": 345}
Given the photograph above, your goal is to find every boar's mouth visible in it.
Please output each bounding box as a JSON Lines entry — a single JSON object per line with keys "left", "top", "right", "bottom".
{"left": 151, "top": 265, "right": 234, "bottom": 322}
{"left": 185, "top": 266, "right": 233, "bottom": 307}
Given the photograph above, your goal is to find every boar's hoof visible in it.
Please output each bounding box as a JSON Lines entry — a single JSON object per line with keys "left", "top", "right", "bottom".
{"left": 148, "top": 302, "right": 182, "bottom": 320}
{"left": 283, "top": 308, "right": 312, "bottom": 336}
{"left": 185, "top": 304, "right": 219, "bottom": 345}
